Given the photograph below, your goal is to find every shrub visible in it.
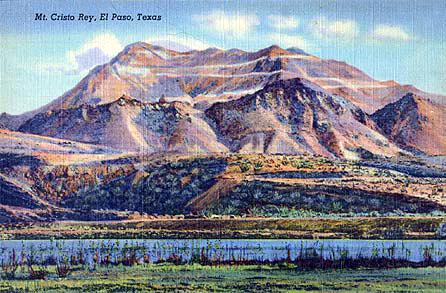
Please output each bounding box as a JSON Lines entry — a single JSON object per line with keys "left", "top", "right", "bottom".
{"left": 240, "top": 163, "right": 250, "bottom": 172}
{"left": 436, "top": 222, "right": 446, "bottom": 239}
{"left": 28, "top": 265, "right": 48, "bottom": 280}
{"left": 254, "top": 161, "right": 263, "bottom": 172}
{"left": 1, "top": 250, "right": 18, "bottom": 279}
{"left": 383, "top": 227, "right": 406, "bottom": 239}
{"left": 56, "top": 262, "right": 72, "bottom": 278}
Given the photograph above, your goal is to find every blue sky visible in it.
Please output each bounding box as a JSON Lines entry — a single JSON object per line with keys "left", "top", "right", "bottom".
{"left": 1, "top": 0, "right": 445, "bottom": 114}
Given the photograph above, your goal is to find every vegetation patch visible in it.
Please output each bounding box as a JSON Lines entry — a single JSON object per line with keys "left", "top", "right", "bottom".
{"left": 205, "top": 180, "right": 446, "bottom": 217}
{"left": 63, "top": 157, "right": 227, "bottom": 214}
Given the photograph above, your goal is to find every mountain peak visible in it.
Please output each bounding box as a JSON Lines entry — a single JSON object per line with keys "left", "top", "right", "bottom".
{"left": 11, "top": 41, "right": 445, "bottom": 156}
{"left": 256, "top": 45, "right": 291, "bottom": 57}
{"left": 394, "top": 92, "right": 426, "bottom": 109}
{"left": 200, "top": 47, "right": 225, "bottom": 54}
{"left": 111, "top": 41, "right": 170, "bottom": 66}
{"left": 371, "top": 92, "right": 424, "bottom": 148}
{"left": 401, "top": 92, "right": 417, "bottom": 102}
{"left": 121, "top": 41, "right": 154, "bottom": 52}
{"left": 205, "top": 77, "right": 401, "bottom": 157}
{"left": 266, "top": 44, "right": 281, "bottom": 50}
{"left": 286, "top": 47, "right": 309, "bottom": 56}
{"left": 114, "top": 94, "right": 140, "bottom": 107}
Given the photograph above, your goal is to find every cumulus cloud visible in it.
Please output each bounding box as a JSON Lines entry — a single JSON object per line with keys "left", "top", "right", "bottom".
{"left": 194, "top": 10, "right": 259, "bottom": 38}
{"left": 47, "top": 33, "right": 123, "bottom": 75}
{"left": 269, "top": 33, "right": 311, "bottom": 51}
{"left": 268, "top": 15, "right": 299, "bottom": 30}
{"left": 370, "top": 24, "right": 412, "bottom": 42}
{"left": 146, "top": 33, "right": 215, "bottom": 52}
{"left": 310, "top": 16, "right": 359, "bottom": 40}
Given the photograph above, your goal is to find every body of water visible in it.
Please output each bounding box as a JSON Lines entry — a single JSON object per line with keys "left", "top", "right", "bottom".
{"left": 0, "top": 239, "right": 445, "bottom": 264}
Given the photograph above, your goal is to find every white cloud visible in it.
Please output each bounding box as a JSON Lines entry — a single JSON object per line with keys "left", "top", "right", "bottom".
{"left": 47, "top": 33, "right": 123, "bottom": 75}
{"left": 194, "top": 10, "right": 259, "bottom": 38}
{"left": 146, "top": 33, "right": 214, "bottom": 52}
{"left": 268, "top": 15, "right": 299, "bottom": 30}
{"left": 310, "top": 16, "right": 359, "bottom": 40}
{"left": 370, "top": 24, "right": 412, "bottom": 42}
{"left": 269, "top": 33, "right": 311, "bottom": 51}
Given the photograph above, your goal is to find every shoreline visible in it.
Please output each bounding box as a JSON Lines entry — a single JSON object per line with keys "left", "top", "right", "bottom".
{"left": 2, "top": 216, "right": 445, "bottom": 240}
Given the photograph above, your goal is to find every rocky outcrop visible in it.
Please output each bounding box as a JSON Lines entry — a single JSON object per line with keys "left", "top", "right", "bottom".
{"left": 0, "top": 174, "right": 47, "bottom": 209}
{"left": 0, "top": 112, "right": 35, "bottom": 131}
{"left": 372, "top": 93, "right": 446, "bottom": 155}
{"left": 18, "top": 95, "right": 228, "bottom": 153}
{"left": 372, "top": 93, "right": 422, "bottom": 144}
{"left": 206, "top": 78, "right": 402, "bottom": 158}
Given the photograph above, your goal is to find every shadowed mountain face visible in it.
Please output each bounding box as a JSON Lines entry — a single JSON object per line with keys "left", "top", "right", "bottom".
{"left": 372, "top": 93, "right": 446, "bottom": 155}
{"left": 18, "top": 95, "right": 228, "bottom": 153}
{"left": 0, "top": 174, "right": 47, "bottom": 209}
{"left": 372, "top": 94, "right": 423, "bottom": 145}
{"left": 0, "top": 112, "right": 35, "bottom": 131}
{"left": 205, "top": 78, "right": 402, "bottom": 158}
{"left": 0, "top": 43, "right": 445, "bottom": 156}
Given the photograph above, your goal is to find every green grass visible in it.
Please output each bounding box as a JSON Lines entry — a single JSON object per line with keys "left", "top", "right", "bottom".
{"left": 1, "top": 264, "right": 446, "bottom": 292}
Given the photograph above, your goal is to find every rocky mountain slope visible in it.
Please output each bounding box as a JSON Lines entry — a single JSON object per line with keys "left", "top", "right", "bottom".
{"left": 205, "top": 78, "right": 402, "bottom": 158}
{"left": 372, "top": 93, "right": 446, "bottom": 155}
{"left": 0, "top": 129, "right": 120, "bottom": 155}
{"left": 1, "top": 43, "right": 445, "bottom": 157}
{"left": 18, "top": 95, "right": 227, "bottom": 153}
{"left": 15, "top": 77, "right": 408, "bottom": 159}
{"left": 0, "top": 149, "right": 445, "bottom": 223}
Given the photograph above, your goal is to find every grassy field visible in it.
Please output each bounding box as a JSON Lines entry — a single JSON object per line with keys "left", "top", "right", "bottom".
{"left": 1, "top": 264, "right": 445, "bottom": 292}
{"left": 2, "top": 216, "right": 446, "bottom": 240}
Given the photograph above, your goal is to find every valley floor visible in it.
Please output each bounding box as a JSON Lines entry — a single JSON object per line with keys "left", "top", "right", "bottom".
{"left": 2, "top": 216, "right": 446, "bottom": 240}
{"left": 1, "top": 264, "right": 446, "bottom": 292}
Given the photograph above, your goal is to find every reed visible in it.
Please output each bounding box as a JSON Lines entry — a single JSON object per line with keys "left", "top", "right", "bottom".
{"left": 0, "top": 239, "right": 445, "bottom": 280}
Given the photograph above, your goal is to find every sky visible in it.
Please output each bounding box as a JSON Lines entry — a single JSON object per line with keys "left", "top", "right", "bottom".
{"left": 1, "top": 0, "right": 445, "bottom": 115}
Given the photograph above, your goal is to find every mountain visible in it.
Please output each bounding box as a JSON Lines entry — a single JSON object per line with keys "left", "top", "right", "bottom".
{"left": 205, "top": 78, "right": 402, "bottom": 158}
{"left": 0, "top": 173, "right": 49, "bottom": 209}
{"left": 16, "top": 77, "right": 406, "bottom": 158}
{"left": 372, "top": 93, "right": 446, "bottom": 155}
{"left": 6, "top": 42, "right": 431, "bottom": 115}
{"left": 0, "top": 111, "right": 36, "bottom": 131}
{"left": 3, "top": 42, "right": 446, "bottom": 223}
{"left": 0, "top": 129, "right": 120, "bottom": 155}
{"left": 2, "top": 42, "right": 445, "bottom": 156}
{"left": 18, "top": 95, "right": 228, "bottom": 153}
